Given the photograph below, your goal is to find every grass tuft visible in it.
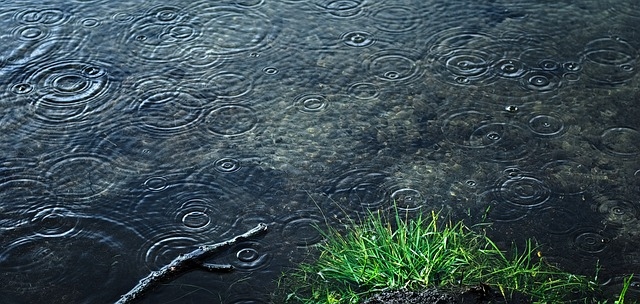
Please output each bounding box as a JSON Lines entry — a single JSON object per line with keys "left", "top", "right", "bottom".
{"left": 281, "top": 206, "right": 597, "bottom": 303}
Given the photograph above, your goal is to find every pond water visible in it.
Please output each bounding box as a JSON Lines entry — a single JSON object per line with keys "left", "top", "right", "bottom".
{"left": 1, "top": 0, "right": 639, "bottom": 303}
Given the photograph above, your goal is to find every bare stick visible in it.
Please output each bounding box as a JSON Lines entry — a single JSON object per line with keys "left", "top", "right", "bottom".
{"left": 116, "top": 223, "right": 268, "bottom": 304}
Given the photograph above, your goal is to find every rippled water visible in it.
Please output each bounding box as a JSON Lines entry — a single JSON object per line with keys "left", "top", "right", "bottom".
{"left": 1, "top": 0, "right": 639, "bottom": 303}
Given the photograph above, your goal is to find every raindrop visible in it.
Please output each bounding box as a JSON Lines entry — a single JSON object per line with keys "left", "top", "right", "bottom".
{"left": 26, "top": 61, "right": 112, "bottom": 106}
{"left": 486, "top": 131, "right": 501, "bottom": 141}
{"left": 15, "top": 8, "right": 69, "bottom": 26}
{"left": 179, "top": 45, "right": 225, "bottom": 70}
{"left": 30, "top": 207, "right": 79, "bottom": 238}
{"left": 177, "top": 199, "right": 214, "bottom": 230}
{"left": 112, "top": 12, "right": 135, "bottom": 23}
{"left": 82, "top": 66, "right": 104, "bottom": 78}
{"left": 528, "top": 114, "right": 565, "bottom": 137}
{"left": 316, "top": 0, "right": 364, "bottom": 18}
{"left": 468, "top": 123, "right": 535, "bottom": 162}
{"left": 494, "top": 58, "right": 527, "bottom": 78}
{"left": 293, "top": 94, "right": 328, "bottom": 113}
{"left": 144, "top": 176, "right": 168, "bottom": 192}
{"left": 11, "top": 83, "right": 33, "bottom": 94}
{"left": 597, "top": 200, "right": 637, "bottom": 225}
{"left": 498, "top": 175, "right": 551, "bottom": 208}
{"left": 390, "top": 188, "right": 425, "bottom": 211}
{"left": 79, "top": 18, "right": 100, "bottom": 27}
{"left": 504, "top": 105, "right": 519, "bottom": 113}
{"left": 365, "top": 50, "right": 422, "bottom": 83}
{"left": 123, "top": 13, "right": 200, "bottom": 63}
{"left": 134, "top": 180, "right": 236, "bottom": 237}
{"left": 225, "top": 241, "right": 271, "bottom": 271}
{"left": 584, "top": 37, "right": 637, "bottom": 65}
{"left": 434, "top": 49, "right": 496, "bottom": 86}
{"left": 214, "top": 157, "right": 241, "bottom": 173}
{"left": 574, "top": 231, "right": 608, "bottom": 253}
{"left": 520, "top": 70, "right": 560, "bottom": 92}
{"left": 13, "top": 25, "right": 48, "bottom": 41}
{"left": 442, "top": 110, "right": 494, "bottom": 148}
{"left": 237, "top": 248, "right": 260, "bottom": 262}
{"left": 149, "top": 6, "right": 182, "bottom": 23}
{"left": 563, "top": 61, "right": 581, "bottom": 72}
{"left": 538, "top": 59, "right": 559, "bottom": 71}
{"left": 341, "top": 31, "right": 375, "bottom": 47}
{"left": 262, "top": 67, "right": 278, "bottom": 75}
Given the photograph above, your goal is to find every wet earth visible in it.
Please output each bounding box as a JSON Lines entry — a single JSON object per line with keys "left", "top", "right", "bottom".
{"left": 362, "top": 286, "right": 530, "bottom": 304}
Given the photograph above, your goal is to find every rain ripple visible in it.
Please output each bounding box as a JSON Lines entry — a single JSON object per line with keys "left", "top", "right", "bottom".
{"left": 534, "top": 207, "right": 578, "bottom": 235}
{"left": 220, "top": 240, "right": 272, "bottom": 272}
{"left": 364, "top": 50, "right": 423, "bottom": 83}
{"left": 203, "top": 104, "right": 259, "bottom": 137}
{"left": 121, "top": 5, "right": 201, "bottom": 64}
{"left": 369, "top": 5, "right": 424, "bottom": 33}
{"left": 132, "top": 179, "right": 238, "bottom": 239}
{"left": 528, "top": 114, "right": 566, "bottom": 138}
{"left": 0, "top": 216, "right": 139, "bottom": 303}
{"left": 44, "top": 152, "right": 123, "bottom": 200}
{"left": 441, "top": 110, "right": 535, "bottom": 162}
{"left": 573, "top": 230, "right": 610, "bottom": 254}
{"left": 581, "top": 37, "right": 638, "bottom": 86}
{"left": 314, "top": 0, "right": 366, "bottom": 18}
{"left": 0, "top": 176, "right": 56, "bottom": 231}
{"left": 598, "top": 0, "right": 640, "bottom": 19}
{"left": 134, "top": 90, "right": 205, "bottom": 136}
{"left": 426, "top": 28, "right": 577, "bottom": 100}
{"left": 595, "top": 127, "right": 640, "bottom": 158}
{"left": 496, "top": 174, "right": 551, "bottom": 208}
{"left": 186, "top": 3, "right": 279, "bottom": 56}
{"left": 6, "top": 60, "right": 123, "bottom": 143}
{"left": 279, "top": 211, "right": 325, "bottom": 248}
{"left": 323, "top": 168, "right": 389, "bottom": 215}
{"left": 597, "top": 198, "right": 638, "bottom": 226}
{"left": 427, "top": 29, "right": 499, "bottom": 86}
{"left": 541, "top": 160, "right": 592, "bottom": 195}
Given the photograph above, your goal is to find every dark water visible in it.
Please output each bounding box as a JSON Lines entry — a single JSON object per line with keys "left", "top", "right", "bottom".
{"left": 1, "top": 0, "right": 639, "bottom": 303}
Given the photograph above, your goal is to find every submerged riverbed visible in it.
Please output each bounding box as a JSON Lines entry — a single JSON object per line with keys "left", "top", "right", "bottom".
{"left": 1, "top": 0, "right": 639, "bottom": 302}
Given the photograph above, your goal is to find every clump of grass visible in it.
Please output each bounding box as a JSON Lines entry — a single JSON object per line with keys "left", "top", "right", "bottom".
{"left": 282, "top": 207, "right": 596, "bottom": 303}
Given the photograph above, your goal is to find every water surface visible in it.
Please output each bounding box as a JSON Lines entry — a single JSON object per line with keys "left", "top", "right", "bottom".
{"left": 1, "top": 0, "right": 639, "bottom": 302}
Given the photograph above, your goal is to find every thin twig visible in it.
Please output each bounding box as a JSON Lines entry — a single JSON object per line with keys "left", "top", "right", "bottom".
{"left": 116, "top": 223, "right": 268, "bottom": 304}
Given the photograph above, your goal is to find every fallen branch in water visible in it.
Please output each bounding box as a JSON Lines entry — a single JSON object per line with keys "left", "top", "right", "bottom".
{"left": 116, "top": 223, "right": 268, "bottom": 304}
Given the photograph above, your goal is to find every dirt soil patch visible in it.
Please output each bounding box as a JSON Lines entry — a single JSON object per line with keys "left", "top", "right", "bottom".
{"left": 361, "top": 285, "right": 531, "bottom": 304}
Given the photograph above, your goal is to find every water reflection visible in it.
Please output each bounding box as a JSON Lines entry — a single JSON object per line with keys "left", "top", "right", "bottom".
{"left": 1, "top": 0, "right": 640, "bottom": 302}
